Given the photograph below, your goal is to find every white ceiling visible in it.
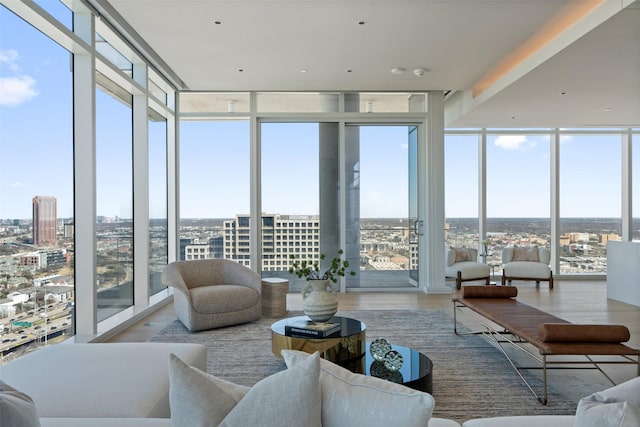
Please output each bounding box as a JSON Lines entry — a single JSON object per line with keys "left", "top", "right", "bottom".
{"left": 100, "top": 0, "right": 640, "bottom": 128}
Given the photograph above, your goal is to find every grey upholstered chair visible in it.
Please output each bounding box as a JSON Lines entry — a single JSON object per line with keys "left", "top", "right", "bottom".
{"left": 162, "top": 259, "right": 262, "bottom": 332}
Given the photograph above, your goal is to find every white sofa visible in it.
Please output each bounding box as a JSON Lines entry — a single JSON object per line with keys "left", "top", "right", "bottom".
{"left": 0, "top": 342, "right": 206, "bottom": 427}
{"left": 2, "top": 343, "right": 637, "bottom": 427}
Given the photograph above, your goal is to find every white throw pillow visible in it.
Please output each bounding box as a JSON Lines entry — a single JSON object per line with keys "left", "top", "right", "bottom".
{"left": 282, "top": 349, "right": 434, "bottom": 427}
{"left": 169, "top": 352, "right": 322, "bottom": 427}
{"left": 574, "top": 377, "right": 640, "bottom": 427}
{"left": 0, "top": 380, "right": 41, "bottom": 427}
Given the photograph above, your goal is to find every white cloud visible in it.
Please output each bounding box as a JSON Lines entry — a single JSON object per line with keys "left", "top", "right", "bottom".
{"left": 10, "top": 182, "right": 23, "bottom": 188}
{"left": 0, "top": 75, "right": 38, "bottom": 106}
{"left": 0, "top": 49, "right": 38, "bottom": 106}
{"left": 0, "top": 50, "right": 20, "bottom": 72}
{"left": 400, "top": 143, "right": 408, "bottom": 149}
{"left": 494, "top": 135, "right": 532, "bottom": 150}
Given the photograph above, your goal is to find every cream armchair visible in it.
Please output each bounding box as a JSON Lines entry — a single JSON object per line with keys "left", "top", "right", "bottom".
{"left": 501, "top": 246, "right": 553, "bottom": 289}
{"left": 162, "top": 259, "right": 262, "bottom": 331}
{"left": 445, "top": 246, "right": 491, "bottom": 290}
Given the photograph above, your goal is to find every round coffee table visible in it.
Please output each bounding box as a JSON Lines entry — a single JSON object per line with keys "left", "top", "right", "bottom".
{"left": 271, "top": 315, "right": 366, "bottom": 366}
{"left": 365, "top": 342, "right": 433, "bottom": 393}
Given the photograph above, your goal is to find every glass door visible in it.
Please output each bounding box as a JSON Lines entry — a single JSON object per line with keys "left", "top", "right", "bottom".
{"left": 346, "top": 125, "right": 420, "bottom": 289}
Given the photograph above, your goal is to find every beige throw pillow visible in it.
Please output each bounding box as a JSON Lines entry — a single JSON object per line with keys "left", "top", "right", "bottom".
{"left": 453, "top": 248, "right": 470, "bottom": 262}
{"left": 169, "top": 353, "right": 249, "bottom": 426}
{"left": 282, "top": 349, "right": 434, "bottom": 427}
{"left": 169, "top": 352, "right": 322, "bottom": 427}
{"left": 512, "top": 246, "right": 539, "bottom": 262}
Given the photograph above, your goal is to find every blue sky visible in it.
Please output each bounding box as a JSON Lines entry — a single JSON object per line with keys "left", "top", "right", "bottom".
{"left": 0, "top": 4, "right": 630, "bottom": 221}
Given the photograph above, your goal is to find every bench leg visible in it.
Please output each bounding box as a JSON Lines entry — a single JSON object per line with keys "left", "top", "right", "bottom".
{"left": 456, "top": 271, "right": 462, "bottom": 290}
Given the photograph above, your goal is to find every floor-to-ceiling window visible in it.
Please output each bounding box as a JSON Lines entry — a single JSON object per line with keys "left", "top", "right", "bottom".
{"left": 95, "top": 86, "right": 134, "bottom": 321}
{"left": 0, "top": 4, "right": 75, "bottom": 357}
{"left": 260, "top": 122, "right": 320, "bottom": 289}
{"left": 487, "top": 132, "right": 551, "bottom": 274}
{"left": 559, "top": 132, "right": 621, "bottom": 274}
{"left": 149, "top": 109, "right": 168, "bottom": 295}
{"left": 178, "top": 119, "right": 250, "bottom": 265}
{"left": 445, "top": 134, "right": 480, "bottom": 251}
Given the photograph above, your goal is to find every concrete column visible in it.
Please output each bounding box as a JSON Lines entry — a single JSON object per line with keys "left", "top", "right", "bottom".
{"left": 424, "top": 92, "right": 451, "bottom": 294}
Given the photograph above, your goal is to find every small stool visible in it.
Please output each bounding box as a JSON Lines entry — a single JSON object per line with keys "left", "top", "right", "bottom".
{"left": 261, "top": 278, "right": 289, "bottom": 318}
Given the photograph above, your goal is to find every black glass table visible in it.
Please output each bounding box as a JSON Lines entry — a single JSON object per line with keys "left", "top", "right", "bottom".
{"left": 364, "top": 342, "right": 433, "bottom": 393}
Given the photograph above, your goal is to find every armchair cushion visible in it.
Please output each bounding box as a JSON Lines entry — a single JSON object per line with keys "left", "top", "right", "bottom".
{"left": 445, "top": 262, "right": 490, "bottom": 281}
{"left": 503, "top": 261, "right": 550, "bottom": 279}
{"left": 190, "top": 285, "right": 261, "bottom": 314}
{"left": 512, "top": 246, "right": 539, "bottom": 262}
{"left": 446, "top": 247, "right": 478, "bottom": 266}
{"left": 453, "top": 248, "right": 471, "bottom": 262}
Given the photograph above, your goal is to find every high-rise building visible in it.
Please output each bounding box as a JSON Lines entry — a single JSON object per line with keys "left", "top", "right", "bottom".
{"left": 33, "top": 196, "right": 57, "bottom": 246}
{"left": 223, "top": 214, "right": 320, "bottom": 271}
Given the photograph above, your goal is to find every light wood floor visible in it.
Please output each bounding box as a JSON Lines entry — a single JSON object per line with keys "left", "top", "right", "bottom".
{"left": 108, "top": 279, "right": 640, "bottom": 404}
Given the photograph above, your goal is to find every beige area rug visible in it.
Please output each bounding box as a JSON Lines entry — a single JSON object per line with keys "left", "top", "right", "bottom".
{"left": 150, "top": 309, "right": 577, "bottom": 424}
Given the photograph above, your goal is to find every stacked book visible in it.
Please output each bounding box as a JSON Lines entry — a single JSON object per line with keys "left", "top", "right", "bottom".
{"left": 284, "top": 320, "right": 341, "bottom": 338}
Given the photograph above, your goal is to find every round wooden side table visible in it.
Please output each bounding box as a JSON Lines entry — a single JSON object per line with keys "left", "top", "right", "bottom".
{"left": 261, "top": 278, "right": 289, "bottom": 318}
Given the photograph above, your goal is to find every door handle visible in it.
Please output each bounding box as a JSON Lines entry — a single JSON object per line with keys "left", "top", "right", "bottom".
{"left": 414, "top": 220, "right": 424, "bottom": 236}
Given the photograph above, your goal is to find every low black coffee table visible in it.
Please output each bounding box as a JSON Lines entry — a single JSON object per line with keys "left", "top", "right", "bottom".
{"left": 364, "top": 342, "right": 433, "bottom": 393}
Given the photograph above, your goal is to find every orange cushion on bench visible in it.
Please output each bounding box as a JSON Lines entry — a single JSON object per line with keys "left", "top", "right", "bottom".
{"left": 461, "top": 285, "right": 518, "bottom": 298}
{"left": 538, "top": 323, "right": 631, "bottom": 343}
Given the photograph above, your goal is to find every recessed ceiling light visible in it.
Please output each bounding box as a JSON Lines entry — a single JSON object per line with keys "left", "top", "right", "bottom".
{"left": 560, "top": 91, "right": 567, "bottom": 95}
{"left": 213, "top": 20, "right": 223, "bottom": 25}
{"left": 299, "top": 69, "right": 308, "bottom": 73}
{"left": 238, "top": 69, "right": 244, "bottom": 72}
{"left": 413, "top": 68, "right": 428, "bottom": 76}
{"left": 603, "top": 107, "right": 613, "bottom": 112}
{"left": 391, "top": 67, "right": 406, "bottom": 75}
{"left": 358, "top": 21, "right": 366, "bottom": 25}
{"left": 346, "top": 69, "right": 353, "bottom": 73}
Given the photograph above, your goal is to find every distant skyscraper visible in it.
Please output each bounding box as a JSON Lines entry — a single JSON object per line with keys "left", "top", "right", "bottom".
{"left": 33, "top": 196, "right": 57, "bottom": 245}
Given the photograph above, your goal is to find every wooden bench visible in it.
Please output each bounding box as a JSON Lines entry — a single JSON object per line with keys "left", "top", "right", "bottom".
{"left": 453, "top": 285, "right": 640, "bottom": 404}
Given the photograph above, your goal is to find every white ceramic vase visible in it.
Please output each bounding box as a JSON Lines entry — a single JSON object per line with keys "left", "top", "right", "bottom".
{"left": 302, "top": 279, "right": 338, "bottom": 323}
